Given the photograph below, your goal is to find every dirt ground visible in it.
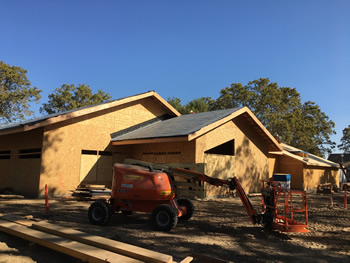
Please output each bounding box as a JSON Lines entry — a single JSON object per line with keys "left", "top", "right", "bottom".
{"left": 0, "top": 191, "right": 349, "bottom": 263}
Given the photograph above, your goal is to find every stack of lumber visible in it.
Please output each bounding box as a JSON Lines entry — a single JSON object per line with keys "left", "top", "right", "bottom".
{"left": 123, "top": 159, "right": 206, "bottom": 199}
{"left": 71, "top": 184, "right": 112, "bottom": 200}
{"left": 316, "top": 183, "right": 339, "bottom": 194}
{"left": 0, "top": 214, "right": 192, "bottom": 263}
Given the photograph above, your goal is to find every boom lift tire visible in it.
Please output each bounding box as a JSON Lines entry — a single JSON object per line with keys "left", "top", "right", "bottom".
{"left": 151, "top": 204, "right": 178, "bottom": 231}
{"left": 88, "top": 200, "right": 113, "bottom": 226}
{"left": 177, "top": 198, "right": 195, "bottom": 221}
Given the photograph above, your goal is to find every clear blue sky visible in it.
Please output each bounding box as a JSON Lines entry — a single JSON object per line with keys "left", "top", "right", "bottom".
{"left": 1, "top": 0, "right": 349, "bottom": 152}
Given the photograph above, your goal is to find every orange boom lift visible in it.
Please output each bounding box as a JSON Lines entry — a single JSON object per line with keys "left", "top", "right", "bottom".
{"left": 88, "top": 163, "right": 308, "bottom": 233}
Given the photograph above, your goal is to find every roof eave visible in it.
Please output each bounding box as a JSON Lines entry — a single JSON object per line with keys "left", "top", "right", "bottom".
{"left": 282, "top": 150, "right": 339, "bottom": 168}
{"left": 111, "top": 136, "right": 189, "bottom": 145}
{"left": 0, "top": 91, "right": 180, "bottom": 136}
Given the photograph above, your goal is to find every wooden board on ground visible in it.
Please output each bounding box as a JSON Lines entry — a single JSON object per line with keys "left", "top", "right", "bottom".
{"left": 0, "top": 219, "right": 142, "bottom": 263}
{"left": 0, "top": 214, "right": 34, "bottom": 227}
{"left": 32, "top": 221, "right": 173, "bottom": 263}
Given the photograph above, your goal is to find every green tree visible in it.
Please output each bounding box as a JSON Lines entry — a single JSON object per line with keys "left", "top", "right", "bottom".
{"left": 0, "top": 61, "right": 41, "bottom": 125}
{"left": 40, "top": 84, "right": 112, "bottom": 114}
{"left": 338, "top": 125, "right": 350, "bottom": 153}
{"left": 168, "top": 97, "right": 214, "bottom": 115}
{"left": 183, "top": 97, "right": 214, "bottom": 114}
{"left": 213, "top": 78, "right": 335, "bottom": 156}
{"left": 167, "top": 97, "right": 185, "bottom": 114}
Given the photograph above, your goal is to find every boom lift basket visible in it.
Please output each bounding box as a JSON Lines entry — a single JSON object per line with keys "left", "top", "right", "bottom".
{"left": 261, "top": 180, "right": 309, "bottom": 233}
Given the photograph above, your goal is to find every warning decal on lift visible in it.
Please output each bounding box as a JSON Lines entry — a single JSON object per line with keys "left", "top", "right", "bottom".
{"left": 121, "top": 184, "right": 133, "bottom": 188}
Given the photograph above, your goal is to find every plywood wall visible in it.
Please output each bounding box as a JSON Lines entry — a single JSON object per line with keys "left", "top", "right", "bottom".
{"left": 303, "top": 167, "right": 339, "bottom": 190}
{"left": 278, "top": 155, "right": 304, "bottom": 189}
{"left": 268, "top": 155, "right": 279, "bottom": 178}
{"left": 39, "top": 97, "right": 171, "bottom": 196}
{"left": 195, "top": 119, "right": 270, "bottom": 193}
{"left": 204, "top": 154, "right": 235, "bottom": 197}
{"left": 0, "top": 129, "right": 43, "bottom": 196}
{"left": 195, "top": 121, "right": 235, "bottom": 163}
{"left": 233, "top": 122, "right": 270, "bottom": 193}
{"left": 126, "top": 141, "right": 196, "bottom": 164}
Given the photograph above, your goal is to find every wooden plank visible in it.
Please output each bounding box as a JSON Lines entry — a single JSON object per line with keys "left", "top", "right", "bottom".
{"left": 0, "top": 214, "right": 34, "bottom": 227}
{"left": 175, "top": 189, "right": 205, "bottom": 199}
{"left": 173, "top": 181, "right": 202, "bottom": 188}
{"left": 0, "top": 220, "right": 141, "bottom": 263}
{"left": 123, "top": 159, "right": 205, "bottom": 175}
{"left": 124, "top": 159, "right": 171, "bottom": 171}
{"left": 123, "top": 159, "right": 205, "bottom": 199}
{"left": 179, "top": 256, "right": 193, "bottom": 263}
{"left": 32, "top": 221, "right": 173, "bottom": 263}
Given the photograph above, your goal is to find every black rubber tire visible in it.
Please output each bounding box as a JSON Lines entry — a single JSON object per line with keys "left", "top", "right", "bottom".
{"left": 177, "top": 198, "right": 195, "bottom": 221}
{"left": 263, "top": 212, "right": 273, "bottom": 230}
{"left": 151, "top": 204, "right": 178, "bottom": 231}
{"left": 88, "top": 200, "right": 112, "bottom": 226}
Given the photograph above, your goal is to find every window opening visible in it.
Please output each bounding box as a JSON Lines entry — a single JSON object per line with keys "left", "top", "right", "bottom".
{"left": 82, "top": 150, "right": 98, "bottom": 155}
{"left": 204, "top": 140, "right": 235, "bottom": 156}
{"left": 18, "top": 148, "right": 41, "bottom": 159}
{"left": 0, "top": 150, "right": 11, "bottom": 160}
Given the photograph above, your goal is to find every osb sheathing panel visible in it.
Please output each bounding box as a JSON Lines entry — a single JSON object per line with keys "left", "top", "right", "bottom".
{"left": 0, "top": 128, "right": 43, "bottom": 195}
{"left": 233, "top": 119, "right": 269, "bottom": 193}
{"left": 303, "top": 167, "right": 339, "bottom": 190}
{"left": 125, "top": 141, "right": 196, "bottom": 164}
{"left": 204, "top": 154, "right": 235, "bottom": 197}
{"left": 79, "top": 154, "right": 113, "bottom": 186}
{"left": 268, "top": 156, "right": 278, "bottom": 178}
{"left": 96, "top": 155, "right": 114, "bottom": 183}
{"left": 0, "top": 128, "right": 43, "bottom": 150}
{"left": 15, "top": 158, "right": 41, "bottom": 196}
{"left": 0, "top": 159, "right": 11, "bottom": 188}
{"left": 195, "top": 121, "right": 235, "bottom": 162}
{"left": 196, "top": 120, "right": 269, "bottom": 193}
{"left": 278, "top": 155, "right": 304, "bottom": 189}
{"left": 39, "top": 98, "right": 170, "bottom": 196}
{"left": 79, "top": 154, "right": 98, "bottom": 182}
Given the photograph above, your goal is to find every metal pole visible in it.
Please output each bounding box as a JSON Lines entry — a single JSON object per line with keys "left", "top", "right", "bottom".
{"left": 345, "top": 185, "right": 348, "bottom": 209}
{"left": 330, "top": 192, "right": 333, "bottom": 208}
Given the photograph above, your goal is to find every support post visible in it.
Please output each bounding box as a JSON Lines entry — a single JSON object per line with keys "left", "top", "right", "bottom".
{"left": 329, "top": 192, "right": 333, "bottom": 208}
{"left": 345, "top": 185, "right": 348, "bottom": 209}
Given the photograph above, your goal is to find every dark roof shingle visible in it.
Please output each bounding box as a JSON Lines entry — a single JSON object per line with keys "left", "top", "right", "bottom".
{"left": 111, "top": 107, "right": 243, "bottom": 142}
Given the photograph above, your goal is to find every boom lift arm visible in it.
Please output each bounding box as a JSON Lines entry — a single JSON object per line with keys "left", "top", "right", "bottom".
{"left": 175, "top": 168, "right": 308, "bottom": 233}
{"left": 175, "top": 168, "right": 259, "bottom": 224}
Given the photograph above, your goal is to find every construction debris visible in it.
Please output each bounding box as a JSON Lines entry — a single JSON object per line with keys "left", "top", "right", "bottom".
{"left": 316, "top": 183, "right": 339, "bottom": 194}
{"left": 71, "top": 184, "right": 112, "bottom": 200}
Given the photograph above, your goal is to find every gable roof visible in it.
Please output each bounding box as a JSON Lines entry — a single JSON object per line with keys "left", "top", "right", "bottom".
{"left": 280, "top": 143, "right": 339, "bottom": 168}
{"left": 0, "top": 91, "right": 180, "bottom": 136}
{"left": 111, "top": 106, "right": 282, "bottom": 152}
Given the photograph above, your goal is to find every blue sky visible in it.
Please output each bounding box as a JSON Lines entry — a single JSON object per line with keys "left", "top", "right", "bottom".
{"left": 1, "top": 0, "right": 349, "bottom": 151}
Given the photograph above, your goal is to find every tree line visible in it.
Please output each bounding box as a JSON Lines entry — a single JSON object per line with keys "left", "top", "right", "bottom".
{"left": 1, "top": 61, "right": 349, "bottom": 156}
{"left": 168, "top": 79, "right": 349, "bottom": 157}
